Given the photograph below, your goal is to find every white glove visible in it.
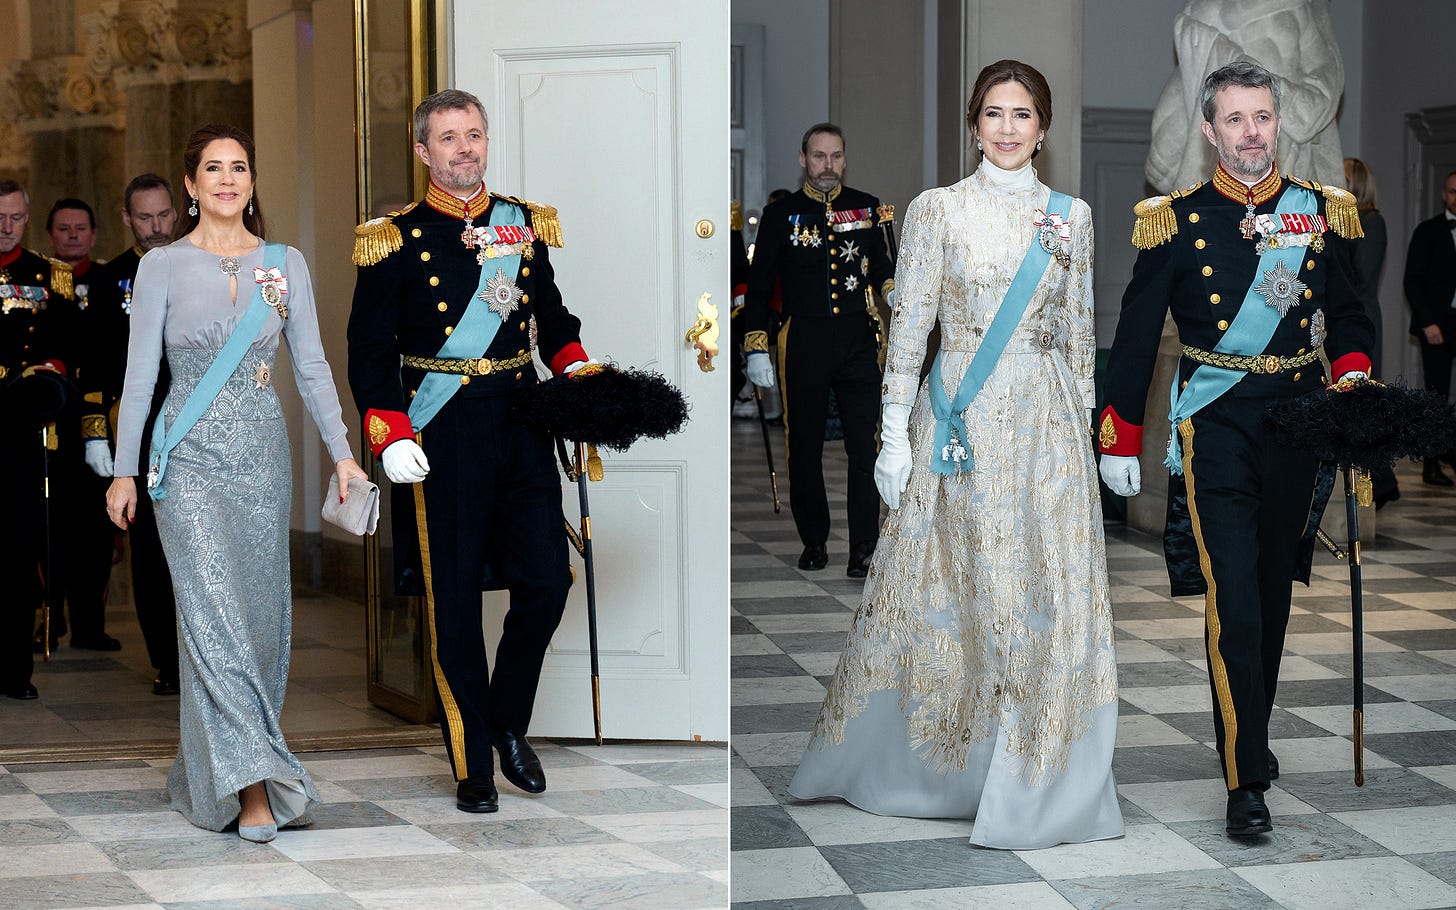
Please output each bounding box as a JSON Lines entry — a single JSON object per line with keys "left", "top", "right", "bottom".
{"left": 1336, "top": 370, "right": 1368, "bottom": 383}
{"left": 1100, "top": 454, "right": 1141, "bottom": 497}
{"left": 84, "top": 439, "right": 114, "bottom": 478}
{"left": 1086, "top": 408, "right": 1094, "bottom": 432}
{"left": 874, "top": 403, "right": 913, "bottom": 509}
{"left": 381, "top": 439, "right": 430, "bottom": 484}
{"left": 732, "top": 293, "right": 745, "bottom": 311}
{"left": 746, "top": 352, "right": 775, "bottom": 387}
{"left": 886, "top": 289, "right": 898, "bottom": 311}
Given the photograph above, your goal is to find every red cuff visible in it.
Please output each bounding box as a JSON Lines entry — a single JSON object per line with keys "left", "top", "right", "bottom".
{"left": 549, "top": 342, "right": 589, "bottom": 376}
{"left": 364, "top": 408, "right": 414, "bottom": 458}
{"left": 1097, "top": 406, "right": 1144, "bottom": 456}
{"left": 43, "top": 359, "right": 66, "bottom": 377}
{"left": 732, "top": 282, "right": 747, "bottom": 299}
{"left": 1329, "top": 352, "right": 1372, "bottom": 379}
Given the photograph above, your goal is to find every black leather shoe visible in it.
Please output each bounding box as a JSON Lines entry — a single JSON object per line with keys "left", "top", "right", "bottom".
{"left": 846, "top": 542, "right": 875, "bottom": 578}
{"left": 798, "top": 544, "right": 828, "bottom": 571}
{"left": 1424, "top": 459, "right": 1454, "bottom": 486}
{"left": 4, "top": 682, "right": 39, "bottom": 700}
{"left": 1268, "top": 749, "right": 1279, "bottom": 781}
{"left": 71, "top": 634, "right": 121, "bottom": 651}
{"left": 1226, "top": 786, "right": 1273, "bottom": 836}
{"left": 492, "top": 730, "right": 547, "bottom": 793}
{"left": 455, "top": 776, "right": 499, "bottom": 813}
{"left": 152, "top": 676, "right": 180, "bottom": 696}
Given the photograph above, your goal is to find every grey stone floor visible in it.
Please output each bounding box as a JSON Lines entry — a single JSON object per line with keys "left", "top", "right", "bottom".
{"left": 729, "top": 416, "right": 1456, "bottom": 909}
{"left": 0, "top": 740, "right": 728, "bottom": 909}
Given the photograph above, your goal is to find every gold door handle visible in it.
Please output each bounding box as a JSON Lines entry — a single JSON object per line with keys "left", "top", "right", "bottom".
{"left": 684, "top": 292, "right": 719, "bottom": 372}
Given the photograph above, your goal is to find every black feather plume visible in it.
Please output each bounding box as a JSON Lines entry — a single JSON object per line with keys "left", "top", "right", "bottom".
{"left": 1263, "top": 381, "right": 1456, "bottom": 472}
{"left": 513, "top": 364, "right": 690, "bottom": 451}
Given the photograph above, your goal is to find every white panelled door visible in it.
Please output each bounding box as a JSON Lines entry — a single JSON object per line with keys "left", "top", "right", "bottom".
{"left": 452, "top": 1, "right": 729, "bottom": 741}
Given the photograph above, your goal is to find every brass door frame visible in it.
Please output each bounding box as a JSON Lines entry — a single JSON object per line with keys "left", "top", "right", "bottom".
{"left": 354, "top": 0, "right": 448, "bottom": 724}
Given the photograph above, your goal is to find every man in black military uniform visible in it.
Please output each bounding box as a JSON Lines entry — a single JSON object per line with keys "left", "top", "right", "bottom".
{"left": 348, "top": 89, "right": 591, "bottom": 814}
{"left": 44, "top": 197, "right": 123, "bottom": 653}
{"left": 1098, "top": 63, "right": 1374, "bottom": 837}
{"left": 81, "top": 174, "right": 180, "bottom": 691}
{"left": 1402, "top": 169, "right": 1456, "bottom": 484}
{"left": 0, "top": 179, "right": 78, "bottom": 698}
{"left": 741, "top": 123, "right": 895, "bottom": 577}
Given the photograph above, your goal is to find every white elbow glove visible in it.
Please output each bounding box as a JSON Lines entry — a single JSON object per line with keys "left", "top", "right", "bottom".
{"left": 886, "top": 288, "right": 898, "bottom": 310}
{"left": 874, "top": 403, "right": 913, "bottom": 510}
{"left": 381, "top": 439, "right": 431, "bottom": 484}
{"left": 745, "top": 352, "right": 775, "bottom": 388}
{"left": 1099, "top": 454, "right": 1141, "bottom": 497}
{"left": 84, "top": 439, "right": 114, "bottom": 478}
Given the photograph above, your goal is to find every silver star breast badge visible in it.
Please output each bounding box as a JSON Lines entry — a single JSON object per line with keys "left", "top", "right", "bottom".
{"left": 1253, "top": 260, "right": 1307, "bottom": 318}
{"left": 481, "top": 268, "right": 524, "bottom": 319}
{"left": 839, "top": 240, "right": 860, "bottom": 262}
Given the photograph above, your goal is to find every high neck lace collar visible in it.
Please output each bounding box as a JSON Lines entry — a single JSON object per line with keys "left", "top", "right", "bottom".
{"left": 977, "top": 158, "right": 1037, "bottom": 193}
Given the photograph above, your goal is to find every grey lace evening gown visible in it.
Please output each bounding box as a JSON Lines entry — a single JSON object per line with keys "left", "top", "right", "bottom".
{"left": 115, "top": 238, "right": 353, "bottom": 832}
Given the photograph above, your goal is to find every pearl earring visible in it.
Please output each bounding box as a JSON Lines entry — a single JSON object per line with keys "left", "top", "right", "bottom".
{"left": 976, "top": 140, "right": 983, "bottom": 151}
{"left": 188, "top": 198, "right": 198, "bottom": 217}
{"left": 1036, "top": 139, "right": 1043, "bottom": 151}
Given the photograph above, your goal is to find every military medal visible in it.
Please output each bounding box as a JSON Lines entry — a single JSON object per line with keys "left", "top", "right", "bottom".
{"left": 1033, "top": 208, "right": 1072, "bottom": 268}
{"left": 845, "top": 274, "right": 859, "bottom": 293}
{"left": 1310, "top": 309, "right": 1327, "bottom": 347}
{"left": 146, "top": 461, "right": 159, "bottom": 490}
{"left": 482, "top": 267, "right": 524, "bottom": 318}
{"left": 253, "top": 361, "right": 271, "bottom": 389}
{"left": 941, "top": 432, "right": 968, "bottom": 467}
{"left": 839, "top": 240, "right": 860, "bottom": 262}
{"left": 76, "top": 284, "right": 89, "bottom": 311}
{"left": 1253, "top": 260, "right": 1307, "bottom": 318}
{"left": 1239, "top": 198, "right": 1258, "bottom": 240}
{"left": 119, "top": 278, "right": 133, "bottom": 315}
{"left": 253, "top": 266, "right": 289, "bottom": 320}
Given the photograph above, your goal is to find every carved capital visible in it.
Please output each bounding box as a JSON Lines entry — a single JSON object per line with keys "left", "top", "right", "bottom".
{"left": 2, "top": 55, "right": 123, "bottom": 129}
{"left": 85, "top": 0, "right": 252, "bottom": 88}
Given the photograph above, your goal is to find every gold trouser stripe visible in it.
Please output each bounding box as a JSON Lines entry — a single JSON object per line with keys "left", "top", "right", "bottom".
{"left": 413, "top": 454, "right": 470, "bottom": 780}
{"left": 777, "top": 317, "right": 792, "bottom": 463}
{"left": 1181, "top": 417, "right": 1241, "bottom": 790}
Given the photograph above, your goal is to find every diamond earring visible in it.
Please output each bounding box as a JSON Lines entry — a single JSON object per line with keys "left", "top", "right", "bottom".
{"left": 247, "top": 197, "right": 254, "bottom": 216}
{"left": 1036, "top": 140, "right": 1043, "bottom": 151}
{"left": 189, "top": 197, "right": 198, "bottom": 217}
{"left": 976, "top": 140, "right": 983, "bottom": 151}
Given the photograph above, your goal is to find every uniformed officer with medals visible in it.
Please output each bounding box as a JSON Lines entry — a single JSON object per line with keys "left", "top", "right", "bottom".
{"left": 741, "top": 123, "right": 896, "bottom": 578}
{"left": 80, "top": 175, "right": 181, "bottom": 693}
{"left": 348, "top": 89, "right": 592, "bottom": 815}
{"left": 1098, "top": 63, "right": 1374, "bottom": 837}
{"left": 0, "top": 179, "right": 78, "bottom": 699}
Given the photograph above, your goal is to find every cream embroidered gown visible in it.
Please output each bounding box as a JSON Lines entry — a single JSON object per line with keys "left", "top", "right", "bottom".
{"left": 788, "top": 161, "right": 1123, "bottom": 849}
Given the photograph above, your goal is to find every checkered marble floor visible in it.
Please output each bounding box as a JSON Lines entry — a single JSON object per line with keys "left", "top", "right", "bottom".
{"left": 0, "top": 741, "right": 727, "bottom": 909}
{"left": 729, "top": 416, "right": 1456, "bottom": 909}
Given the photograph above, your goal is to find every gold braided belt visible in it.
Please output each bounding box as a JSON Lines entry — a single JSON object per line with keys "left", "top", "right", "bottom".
{"left": 1182, "top": 345, "right": 1320, "bottom": 375}
{"left": 402, "top": 351, "right": 533, "bottom": 376}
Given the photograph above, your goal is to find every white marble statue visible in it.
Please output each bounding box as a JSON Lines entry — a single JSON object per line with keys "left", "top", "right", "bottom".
{"left": 1148, "top": 0, "right": 1345, "bottom": 193}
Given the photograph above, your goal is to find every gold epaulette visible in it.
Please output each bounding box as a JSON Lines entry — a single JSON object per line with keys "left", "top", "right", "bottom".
{"left": 502, "top": 195, "right": 564, "bottom": 248}
{"left": 1289, "top": 177, "right": 1364, "bottom": 240}
{"left": 353, "top": 211, "right": 405, "bottom": 267}
{"left": 1131, "top": 183, "right": 1201, "bottom": 250}
{"left": 731, "top": 199, "right": 743, "bottom": 231}
{"left": 48, "top": 258, "right": 74, "bottom": 299}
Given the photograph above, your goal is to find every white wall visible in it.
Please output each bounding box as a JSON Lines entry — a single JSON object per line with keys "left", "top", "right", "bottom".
{"left": 730, "top": 0, "right": 828, "bottom": 199}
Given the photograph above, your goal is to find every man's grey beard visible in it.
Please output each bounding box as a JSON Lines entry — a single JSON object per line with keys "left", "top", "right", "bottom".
{"left": 1222, "top": 146, "right": 1274, "bottom": 179}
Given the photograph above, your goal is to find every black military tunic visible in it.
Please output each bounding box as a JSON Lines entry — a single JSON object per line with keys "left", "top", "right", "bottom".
{"left": 0, "top": 248, "right": 76, "bottom": 693}
{"left": 348, "top": 183, "right": 584, "bottom": 782}
{"left": 741, "top": 183, "right": 895, "bottom": 550}
{"left": 1099, "top": 165, "right": 1374, "bottom": 792}
{"left": 80, "top": 246, "right": 177, "bottom": 678}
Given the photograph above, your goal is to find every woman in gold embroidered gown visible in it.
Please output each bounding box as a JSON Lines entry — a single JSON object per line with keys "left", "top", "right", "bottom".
{"left": 788, "top": 60, "right": 1122, "bottom": 849}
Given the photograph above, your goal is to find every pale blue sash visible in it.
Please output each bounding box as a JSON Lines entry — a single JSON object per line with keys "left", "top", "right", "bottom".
{"left": 148, "top": 242, "right": 284, "bottom": 500}
{"left": 1164, "top": 184, "right": 1317, "bottom": 472}
{"left": 927, "top": 190, "right": 1071, "bottom": 475}
{"left": 407, "top": 201, "right": 526, "bottom": 432}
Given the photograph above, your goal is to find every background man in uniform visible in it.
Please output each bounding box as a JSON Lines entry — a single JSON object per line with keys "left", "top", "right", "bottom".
{"left": 1099, "top": 63, "right": 1372, "bottom": 837}
{"left": 0, "top": 179, "right": 78, "bottom": 698}
{"left": 43, "top": 197, "right": 121, "bottom": 653}
{"left": 1402, "top": 169, "right": 1456, "bottom": 485}
{"left": 81, "top": 174, "right": 180, "bottom": 691}
{"left": 741, "top": 123, "right": 895, "bottom": 578}
{"left": 349, "top": 88, "right": 592, "bottom": 815}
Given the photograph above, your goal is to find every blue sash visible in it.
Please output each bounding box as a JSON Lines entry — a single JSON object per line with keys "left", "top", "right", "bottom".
{"left": 147, "top": 242, "right": 284, "bottom": 500}
{"left": 927, "top": 190, "right": 1071, "bottom": 475}
{"left": 407, "top": 201, "right": 526, "bottom": 432}
{"left": 1164, "top": 185, "right": 1317, "bottom": 472}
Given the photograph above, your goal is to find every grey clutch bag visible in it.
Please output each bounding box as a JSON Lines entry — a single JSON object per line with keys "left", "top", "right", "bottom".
{"left": 322, "top": 475, "right": 380, "bottom": 536}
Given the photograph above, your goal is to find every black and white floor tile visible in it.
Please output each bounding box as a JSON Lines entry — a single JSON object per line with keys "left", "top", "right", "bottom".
{"left": 729, "top": 417, "right": 1456, "bottom": 910}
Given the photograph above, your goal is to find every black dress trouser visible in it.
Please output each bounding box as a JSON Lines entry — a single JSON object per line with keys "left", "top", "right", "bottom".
{"left": 778, "top": 315, "right": 882, "bottom": 550}
{"left": 417, "top": 394, "right": 571, "bottom": 782}
{"left": 1178, "top": 394, "right": 1320, "bottom": 792}
{"left": 0, "top": 418, "right": 44, "bottom": 691}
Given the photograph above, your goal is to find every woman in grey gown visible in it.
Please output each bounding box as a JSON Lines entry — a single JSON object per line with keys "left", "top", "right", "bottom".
{"left": 1343, "top": 157, "right": 1398, "bottom": 506}
{"left": 105, "top": 125, "right": 366, "bottom": 842}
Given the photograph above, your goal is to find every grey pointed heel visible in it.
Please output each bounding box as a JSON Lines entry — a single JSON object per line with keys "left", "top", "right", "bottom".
{"left": 239, "top": 822, "right": 278, "bottom": 843}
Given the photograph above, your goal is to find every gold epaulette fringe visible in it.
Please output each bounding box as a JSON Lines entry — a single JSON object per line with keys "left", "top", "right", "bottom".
{"left": 501, "top": 196, "right": 563, "bottom": 248}
{"left": 1132, "top": 195, "right": 1177, "bottom": 250}
{"left": 1321, "top": 185, "right": 1363, "bottom": 239}
{"left": 353, "top": 215, "right": 402, "bottom": 267}
{"left": 731, "top": 199, "right": 743, "bottom": 231}
{"left": 48, "top": 258, "right": 73, "bottom": 299}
